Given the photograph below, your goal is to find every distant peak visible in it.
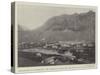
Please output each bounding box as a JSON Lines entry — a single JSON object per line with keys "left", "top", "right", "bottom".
{"left": 87, "top": 10, "right": 95, "bottom": 14}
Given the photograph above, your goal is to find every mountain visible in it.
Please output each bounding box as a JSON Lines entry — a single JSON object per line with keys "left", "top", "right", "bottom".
{"left": 18, "top": 11, "right": 95, "bottom": 43}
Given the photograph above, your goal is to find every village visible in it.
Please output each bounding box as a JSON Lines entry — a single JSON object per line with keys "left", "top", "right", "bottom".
{"left": 18, "top": 40, "right": 95, "bottom": 66}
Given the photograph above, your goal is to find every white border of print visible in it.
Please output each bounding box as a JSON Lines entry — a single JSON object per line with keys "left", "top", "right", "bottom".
{"left": 14, "top": 1, "right": 98, "bottom": 73}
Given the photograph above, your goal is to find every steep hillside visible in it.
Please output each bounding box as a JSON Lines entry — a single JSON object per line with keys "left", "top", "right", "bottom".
{"left": 18, "top": 11, "right": 95, "bottom": 43}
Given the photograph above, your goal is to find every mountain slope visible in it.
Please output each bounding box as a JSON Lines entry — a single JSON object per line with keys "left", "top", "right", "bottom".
{"left": 18, "top": 11, "right": 95, "bottom": 43}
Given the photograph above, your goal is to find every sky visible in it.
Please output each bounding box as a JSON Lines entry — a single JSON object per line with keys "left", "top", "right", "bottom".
{"left": 17, "top": 3, "right": 95, "bottom": 30}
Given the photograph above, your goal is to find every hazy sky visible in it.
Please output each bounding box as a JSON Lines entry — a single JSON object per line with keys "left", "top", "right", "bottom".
{"left": 17, "top": 3, "right": 95, "bottom": 30}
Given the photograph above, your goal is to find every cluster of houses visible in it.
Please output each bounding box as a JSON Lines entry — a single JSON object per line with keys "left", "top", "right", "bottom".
{"left": 18, "top": 41, "right": 95, "bottom": 65}
{"left": 18, "top": 41, "right": 95, "bottom": 51}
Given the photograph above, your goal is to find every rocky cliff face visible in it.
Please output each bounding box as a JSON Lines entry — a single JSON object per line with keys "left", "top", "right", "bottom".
{"left": 18, "top": 11, "right": 95, "bottom": 43}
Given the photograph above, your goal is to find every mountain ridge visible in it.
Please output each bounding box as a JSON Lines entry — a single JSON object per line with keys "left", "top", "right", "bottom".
{"left": 18, "top": 10, "right": 95, "bottom": 43}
